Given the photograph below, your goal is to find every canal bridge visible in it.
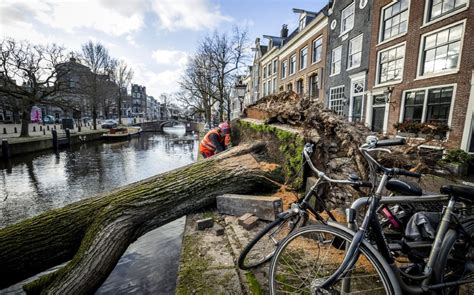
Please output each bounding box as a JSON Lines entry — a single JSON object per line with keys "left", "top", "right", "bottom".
{"left": 137, "top": 120, "right": 204, "bottom": 133}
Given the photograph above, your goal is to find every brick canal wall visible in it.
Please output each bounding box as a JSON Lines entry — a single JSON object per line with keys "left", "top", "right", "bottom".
{"left": 0, "top": 130, "right": 104, "bottom": 159}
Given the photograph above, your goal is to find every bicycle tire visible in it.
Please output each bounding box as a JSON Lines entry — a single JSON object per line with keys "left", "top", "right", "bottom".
{"left": 269, "top": 224, "right": 399, "bottom": 295}
{"left": 237, "top": 213, "right": 305, "bottom": 270}
{"left": 434, "top": 219, "right": 474, "bottom": 295}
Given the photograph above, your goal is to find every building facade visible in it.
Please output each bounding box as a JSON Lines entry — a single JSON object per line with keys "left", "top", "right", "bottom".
{"left": 130, "top": 84, "right": 147, "bottom": 118}
{"left": 366, "top": 0, "right": 473, "bottom": 150}
{"left": 325, "top": 0, "right": 373, "bottom": 122}
{"left": 278, "top": 8, "right": 328, "bottom": 100}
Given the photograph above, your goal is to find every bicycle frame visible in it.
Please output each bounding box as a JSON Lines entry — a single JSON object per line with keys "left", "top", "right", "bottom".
{"left": 319, "top": 170, "right": 471, "bottom": 294}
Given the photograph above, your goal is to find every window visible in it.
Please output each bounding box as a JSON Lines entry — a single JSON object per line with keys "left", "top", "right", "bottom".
{"left": 273, "top": 60, "right": 278, "bottom": 74}
{"left": 403, "top": 90, "right": 425, "bottom": 122}
{"left": 402, "top": 86, "right": 454, "bottom": 125}
{"left": 341, "top": 2, "right": 355, "bottom": 35}
{"left": 267, "top": 64, "right": 272, "bottom": 77}
{"left": 263, "top": 82, "right": 267, "bottom": 96}
{"left": 428, "top": 0, "right": 467, "bottom": 22}
{"left": 421, "top": 23, "right": 463, "bottom": 76}
{"left": 348, "top": 35, "right": 363, "bottom": 69}
{"left": 331, "top": 46, "right": 342, "bottom": 75}
{"left": 281, "top": 61, "right": 287, "bottom": 79}
{"left": 263, "top": 65, "right": 267, "bottom": 78}
{"left": 297, "top": 79, "right": 304, "bottom": 94}
{"left": 329, "top": 86, "right": 345, "bottom": 115}
{"left": 273, "top": 77, "right": 277, "bottom": 93}
{"left": 312, "top": 38, "right": 322, "bottom": 63}
{"left": 381, "top": 0, "right": 409, "bottom": 41}
{"left": 290, "top": 54, "right": 296, "bottom": 75}
{"left": 300, "top": 47, "right": 308, "bottom": 70}
{"left": 267, "top": 80, "right": 272, "bottom": 94}
{"left": 299, "top": 17, "right": 306, "bottom": 31}
{"left": 378, "top": 44, "right": 405, "bottom": 84}
{"left": 310, "top": 75, "right": 319, "bottom": 98}
{"left": 287, "top": 83, "right": 293, "bottom": 91}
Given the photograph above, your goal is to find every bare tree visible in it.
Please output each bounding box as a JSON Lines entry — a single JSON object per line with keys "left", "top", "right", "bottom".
{"left": 0, "top": 39, "right": 71, "bottom": 137}
{"left": 79, "top": 41, "right": 113, "bottom": 130}
{"left": 178, "top": 27, "right": 249, "bottom": 124}
{"left": 200, "top": 27, "right": 248, "bottom": 121}
{"left": 109, "top": 60, "right": 133, "bottom": 124}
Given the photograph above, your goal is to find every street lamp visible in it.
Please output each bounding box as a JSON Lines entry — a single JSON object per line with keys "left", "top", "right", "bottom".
{"left": 384, "top": 86, "right": 394, "bottom": 103}
{"left": 235, "top": 83, "right": 246, "bottom": 113}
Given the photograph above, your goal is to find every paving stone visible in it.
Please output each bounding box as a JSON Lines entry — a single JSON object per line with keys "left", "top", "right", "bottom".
{"left": 237, "top": 213, "right": 254, "bottom": 226}
{"left": 213, "top": 224, "right": 225, "bottom": 236}
{"left": 196, "top": 217, "right": 213, "bottom": 230}
{"left": 217, "top": 194, "right": 283, "bottom": 221}
{"left": 241, "top": 216, "right": 259, "bottom": 230}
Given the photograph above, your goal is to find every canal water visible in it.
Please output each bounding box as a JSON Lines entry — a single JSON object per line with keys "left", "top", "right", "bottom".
{"left": 0, "top": 132, "right": 199, "bottom": 294}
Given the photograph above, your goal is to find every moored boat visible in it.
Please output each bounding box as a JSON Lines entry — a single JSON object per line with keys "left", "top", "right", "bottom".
{"left": 103, "top": 127, "right": 142, "bottom": 140}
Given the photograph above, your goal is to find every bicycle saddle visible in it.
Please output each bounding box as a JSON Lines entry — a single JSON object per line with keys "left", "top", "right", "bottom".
{"left": 440, "top": 185, "right": 474, "bottom": 203}
{"left": 386, "top": 179, "right": 423, "bottom": 196}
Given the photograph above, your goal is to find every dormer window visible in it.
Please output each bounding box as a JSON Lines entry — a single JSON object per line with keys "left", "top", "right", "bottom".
{"left": 299, "top": 13, "right": 307, "bottom": 31}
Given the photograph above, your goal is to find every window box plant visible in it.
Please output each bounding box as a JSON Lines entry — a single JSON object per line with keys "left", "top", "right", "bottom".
{"left": 439, "top": 149, "right": 473, "bottom": 176}
{"left": 394, "top": 121, "right": 450, "bottom": 139}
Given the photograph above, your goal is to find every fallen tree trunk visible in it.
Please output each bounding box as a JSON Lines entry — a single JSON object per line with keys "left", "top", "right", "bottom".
{"left": 0, "top": 142, "right": 281, "bottom": 294}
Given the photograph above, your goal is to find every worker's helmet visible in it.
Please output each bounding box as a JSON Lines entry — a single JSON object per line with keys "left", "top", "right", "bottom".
{"left": 218, "top": 122, "right": 230, "bottom": 135}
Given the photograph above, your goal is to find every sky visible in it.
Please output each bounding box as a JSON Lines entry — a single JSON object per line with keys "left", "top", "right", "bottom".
{"left": 0, "top": 0, "right": 327, "bottom": 100}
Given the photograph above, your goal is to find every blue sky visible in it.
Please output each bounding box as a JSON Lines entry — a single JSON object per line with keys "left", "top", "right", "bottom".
{"left": 0, "top": 0, "right": 327, "bottom": 99}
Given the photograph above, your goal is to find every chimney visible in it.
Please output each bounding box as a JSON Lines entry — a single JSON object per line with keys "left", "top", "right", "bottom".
{"left": 281, "top": 24, "right": 288, "bottom": 38}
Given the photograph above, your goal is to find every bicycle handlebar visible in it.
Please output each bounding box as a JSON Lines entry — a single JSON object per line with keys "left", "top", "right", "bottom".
{"left": 375, "top": 138, "right": 406, "bottom": 147}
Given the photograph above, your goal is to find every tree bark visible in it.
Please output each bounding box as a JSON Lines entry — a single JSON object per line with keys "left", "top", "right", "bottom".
{"left": 20, "top": 106, "right": 32, "bottom": 137}
{"left": 0, "top": 142, "right": 281, "bottom": 294}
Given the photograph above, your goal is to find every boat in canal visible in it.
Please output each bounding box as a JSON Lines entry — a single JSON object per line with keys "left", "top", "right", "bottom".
{"left": 102, "top": 126, "right": 142, "bottom": 141}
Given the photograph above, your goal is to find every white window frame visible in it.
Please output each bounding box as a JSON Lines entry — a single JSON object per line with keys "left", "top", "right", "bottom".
{"left": 263, "top": 82, "right": 267, "bottom": 96}
{"left": 312, "top": 37, "right": 323, "bottom": 64}
{"left": 289, "top": 54, "right": 297, "bottom": 76}
{"left": 273, "top": 59, "right": 278, "bottom": 75}
{"left": 375, "top": 41, "right": 406, "bottom": 87}
{"left": 329, "top": 85, "right": 345, "bottom": 115}
{"left": 398, "top": 83, "right": 457, "bottom": 139}
{"left": 378, "top": 0, "right": 411, "bottom": 46}
{"left": 331, "top": 46, "right": 342, "bottom": 76}
{"left": 281, "top": 60, "right": 287, "bottom": 79}
{"left": 340, "top": 2, "right": 355, "bottom": 36}
{"left": 423, "top": 0, "right": 469, "bottom": 27}
{"left": 263, "top": 65, "right": 267, "bottom": 79}
{"left": 416, "top": 19, "right": 466, "bottom": 80}
{"left": 300, "top": 46, "right": 308, "bottom": 70}
{"left": 347, "top": 34, "right": 363, "bottom": 70}
{"left": 272, "top": 77, "right": 277, "bottom": 93}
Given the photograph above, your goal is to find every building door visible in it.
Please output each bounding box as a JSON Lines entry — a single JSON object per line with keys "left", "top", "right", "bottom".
{"left": 349, "top": 77, "right": 365, "bottom": 122}
{"left": 371, "top": 95, "right": 387, "bottom": 133}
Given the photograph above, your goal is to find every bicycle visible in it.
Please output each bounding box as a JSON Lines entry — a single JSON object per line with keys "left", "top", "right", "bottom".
{"left": 238, "top": 137, "right": 411, "bottom": 270}
{"left": 269, "top": 137, "right": 473, "bottom": 294}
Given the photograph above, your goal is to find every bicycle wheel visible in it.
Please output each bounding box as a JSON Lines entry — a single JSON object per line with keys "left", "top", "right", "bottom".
{"left": 238, "top": 213, "right": 306, "bottom": 270}
{"left": 269, "top": 224, "right": 397, "bottom": 295}
{"left": 434, "top": 221, "right": 474, "bottom": 295}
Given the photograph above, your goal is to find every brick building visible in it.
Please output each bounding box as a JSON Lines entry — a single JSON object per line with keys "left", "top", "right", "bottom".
{"left": 278, "top": 8, "right": 328, "bottom": 100}
{"left": 365, "top": 0, "right": 473, "bottom": 150}
{"left": 325, "top": 0, "right": 374, "bottom": 122}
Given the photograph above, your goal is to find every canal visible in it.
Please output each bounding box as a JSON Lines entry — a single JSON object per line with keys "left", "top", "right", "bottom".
{"left": 0, "top": 132, "right": 199, "bottom": 294}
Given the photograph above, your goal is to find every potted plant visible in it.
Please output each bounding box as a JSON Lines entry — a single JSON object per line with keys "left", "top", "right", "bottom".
{"left": 419, "top": 122, "right": 450, "bottom": 140}
{"left": 439, "top": 149, "right": 473, "bottom": 176}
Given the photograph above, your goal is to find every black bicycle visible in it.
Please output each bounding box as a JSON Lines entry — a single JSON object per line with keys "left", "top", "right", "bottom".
{"left": 269, "top": 137, "right": 474, "bottom": 294}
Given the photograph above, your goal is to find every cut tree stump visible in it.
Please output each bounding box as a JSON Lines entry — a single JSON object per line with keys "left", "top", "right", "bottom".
{"left": 0, "top": 142, "right": 282, "bottom": 294}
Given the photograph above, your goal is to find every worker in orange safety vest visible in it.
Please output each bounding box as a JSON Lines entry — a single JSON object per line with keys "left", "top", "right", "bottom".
{"left": 199, "top": 122, "right": 231, "bottom": 158}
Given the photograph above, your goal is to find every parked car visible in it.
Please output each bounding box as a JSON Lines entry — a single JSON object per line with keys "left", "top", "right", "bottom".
{"left": 101, "top": 119, "right": 118, "bottom": 129}
{"left": 42, "top": 115, "right": 55, "bottom": 124}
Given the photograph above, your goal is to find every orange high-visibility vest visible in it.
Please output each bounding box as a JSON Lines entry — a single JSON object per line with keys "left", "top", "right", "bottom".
{"left": 199, "top": 129, "right": 224, "bottom": 153}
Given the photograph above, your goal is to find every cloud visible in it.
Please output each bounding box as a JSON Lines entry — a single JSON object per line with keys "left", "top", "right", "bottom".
{"left": 151, "top": 0, "right": 232, "bottom": 31}
{"left": 151, "top": 50, "right": 189, "bottom": 67}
